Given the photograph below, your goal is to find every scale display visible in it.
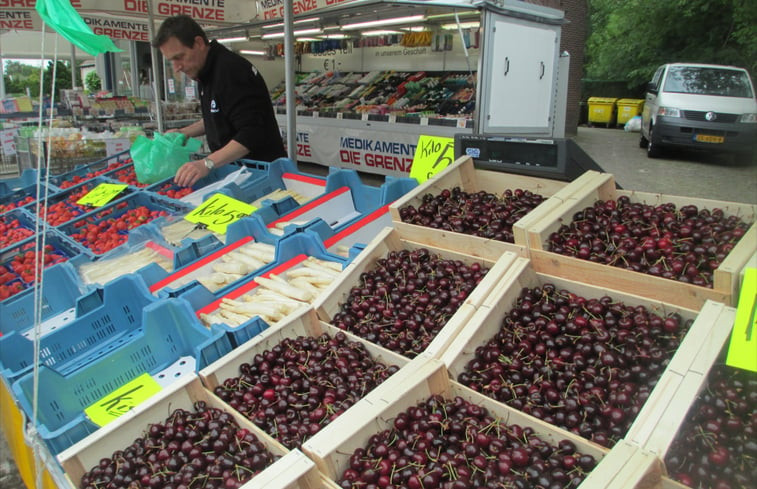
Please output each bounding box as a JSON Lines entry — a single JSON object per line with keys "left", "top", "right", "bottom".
{"left": 454, "top": 134, "right": 610, "bottom": 183}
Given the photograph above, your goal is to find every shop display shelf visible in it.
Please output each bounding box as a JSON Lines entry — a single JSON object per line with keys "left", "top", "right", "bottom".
{"left": 389, "top": 155, "right": 608, "bottom": 260}
{"left": 313, "top": 226, "right": 521, "bottom": 360}
{"left": 56, "top": 192, "right": 193, "bottom": 258}
{"left": 439, "top": 256, "right": 726, "bottom": 451}
{"left": 0, "top": 208, "right": 38, "bottom": 252}
{"left": 165, "top": 232, "right": 348, "bottom": 347}
{"left": 0, "top": 181, "right": 59, "bottom": 215}
{"left": 27, "top": 175, "right": 138, "bottom": 228}
{"left": 57, "top": 375, "right": 323, "bottom": 489}
{"left": 0, "top": 229, "right": 88, "bottom": 304}
{"left": 199, "top": 307, "right": 409, "bottom": 447}
{"left": 11, "top": 297, "right": 232, "bottom": 454}
{"left": 301, "top": 356, "right": 664, "bottom": 488}
{"left": 46, "top": 150, "right": 132, "bottom": 190}
{"left": 0, "top": 274, "right": 156, "bottom": 381}
{"left": 521, "top": 173, "right": 757, "bottom": 309}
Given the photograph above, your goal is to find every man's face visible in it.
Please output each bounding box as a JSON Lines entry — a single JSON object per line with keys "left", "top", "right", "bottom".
{"left": 160, "top": 35, "right": 207, "bottom": 80}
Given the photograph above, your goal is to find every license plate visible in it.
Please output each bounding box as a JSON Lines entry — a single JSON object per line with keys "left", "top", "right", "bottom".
{"left": 695, "top": 134, "right": 725, "bottom": 143}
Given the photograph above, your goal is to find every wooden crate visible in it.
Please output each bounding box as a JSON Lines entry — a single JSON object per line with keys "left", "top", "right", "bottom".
{"left": 199, "top": 306, "right": 410, "bottom": 402}
{"left": 388, "top": 154, "right": 611, "bottom": 258}
{"left": 523, "top": 173, "right": 757, "bottom": 309}
{"left": 301, "top": 356, "right": 663, "bottom": 489}
{"left": 57, "top": 375, "right": 322, "bottom": 489}
{"left": 439, "top": 257, "right": 727, "bottom": 450}
{"left": 312, "top": 226, "right": 521, "bottom": 358}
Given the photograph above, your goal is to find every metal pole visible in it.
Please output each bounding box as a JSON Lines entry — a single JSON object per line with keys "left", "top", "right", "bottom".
{"left": 283, "top": 0, "right": 296, "bottom": 161}
{"left": 145, "top": 0, "right": 164, "bottom": 133}
{"left": 70, "top": 43, "right": 77, "bottom": 88}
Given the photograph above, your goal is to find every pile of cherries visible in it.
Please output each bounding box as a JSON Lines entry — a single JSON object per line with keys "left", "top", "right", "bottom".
{"left": 665, "top": 363, "right": 757, "bottom": 488}
{"left": 546, "top": 196, "right": 752, "bottom": 288}
{"left": 457, "top": 284, "right": 692, "bottom": 448}
{"left": 337, "top": 394, "right": 598, "bottom": 489}
{"left": 330, "top": 248, "right": 490, "bottom": 358}
{"left": 398, "top": 187, "right": 546, "bottom": 243}
{"left": 213, "top": 332, "right": 400, "bottom": 449}
{"left": 79, "top": 401, "right": 276, "bottom": 489}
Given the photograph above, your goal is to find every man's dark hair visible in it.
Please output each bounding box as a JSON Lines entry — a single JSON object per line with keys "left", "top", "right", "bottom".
{"left": 152, "top": 15, "right": 208, "bottom": 48}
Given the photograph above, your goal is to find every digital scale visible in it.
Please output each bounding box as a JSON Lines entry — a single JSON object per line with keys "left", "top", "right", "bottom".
{"left": 454, "top": 134, "right": 616, "bottom": 185}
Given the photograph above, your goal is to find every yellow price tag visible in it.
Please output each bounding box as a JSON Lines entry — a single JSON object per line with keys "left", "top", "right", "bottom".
{"left": 185, "top": 193, "right": 257, "bottom": 234}
{"left": 409, "top": 135, "right": 455, "bottom": 183}
{"left": 84, "top": 373, "right": 162, "bottom": 427}
{"left": 76, "top": 183, "right": 128, "bottom": 207}
{"left": 726, "top": 267, "right": 757, "bottom": 372}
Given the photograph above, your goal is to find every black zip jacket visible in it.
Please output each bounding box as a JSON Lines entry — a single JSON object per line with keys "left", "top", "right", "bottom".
{"left": 197, "top": 41, "right": 286, "bottom": 162}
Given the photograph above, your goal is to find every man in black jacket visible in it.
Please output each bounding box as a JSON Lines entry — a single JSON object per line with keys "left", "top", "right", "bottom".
{"left": 152, "top": 15, "right": 286, "bottom": 187}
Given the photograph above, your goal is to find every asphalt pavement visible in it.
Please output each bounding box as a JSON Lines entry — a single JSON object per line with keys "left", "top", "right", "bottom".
{"left": 573, "top": 125, "right": 757, "bottom": 205}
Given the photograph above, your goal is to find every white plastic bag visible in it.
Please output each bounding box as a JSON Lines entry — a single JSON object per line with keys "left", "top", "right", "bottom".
{"left": 624, "top": 115, "right": 642, "bottom": 132}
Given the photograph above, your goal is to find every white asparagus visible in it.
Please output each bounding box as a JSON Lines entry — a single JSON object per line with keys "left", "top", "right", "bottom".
{"left": 268, "top": 273, "right": 289, "bottom": 284}
{"left": 286, "top": 271, "right": 334, "bottom": 286}
{"left": 304, "top": 256, "right": 343, "bottom": 272}
{"left": 219, "top": 299, "right": 284, "bottom": 321}
{"left": 209, "top": 271, "right": 244, "bottom": 284}
{"left": 225, "top": 250, "right": 266, "bottom": 270}
{"left": 253, "top": 276, "right": 312, "bottom": 302}
{"left": 217, "top": 308, "right": 249, "bottom": 326}
{"left": 285, "top": 266, "right": 337, "bottom": 280}
{"left": 237, "top": 242, "right": 276, "bottom": 262}
{"left": 212, "top": 261, "right": 250, "bottom": 275}
{"left": 288, "top": 277, "right": 322, "bottom": 297}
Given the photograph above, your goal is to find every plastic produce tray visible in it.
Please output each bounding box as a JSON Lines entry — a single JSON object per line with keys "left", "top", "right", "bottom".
{"left": 47, "top": 150, "right": 132, "bottom": 190}
{"left": 0, "top": 168, "right": 44, "bottom": 198}
{"left": 57, "top": 192, "right": 192, "bottom": 257}
{"left": 0, "top": 181, "right": 58, "bottom": 215}
{"left": 0, "top": 275, "right": 156, "bottom": 381}
{"left": 11, "top": 297, "right": 232, "bottom": 454}
{"left": 0, "top": 208, "right": 37, "bottom": 252}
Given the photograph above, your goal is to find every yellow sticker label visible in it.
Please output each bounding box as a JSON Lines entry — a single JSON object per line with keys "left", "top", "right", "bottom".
{"left": 76, "top": 183, "right": 128, "bottom": 207}
{"left": 409, "top": 135, "right": 455, "bottom": 183}
{"left": 726, "top": 267, "right": 757, "bottom": 372}
{"left": 185, "top": 193, "right": 257, "bottom": 234}
{"left": 84, "top": 373, "right": 162, "bottom": 427}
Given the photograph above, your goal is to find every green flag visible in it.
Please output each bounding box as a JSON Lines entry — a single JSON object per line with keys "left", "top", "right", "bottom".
{"left": 35, "top": 0, "right": 122, "bottom": 56}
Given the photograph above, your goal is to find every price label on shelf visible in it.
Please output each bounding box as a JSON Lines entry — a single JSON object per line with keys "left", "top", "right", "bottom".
{"left": 185, "top": 193, "right": 257, "bottom": 234}
{"left": 726, "top": 267, "right": 757, "bottom": 372}
{"left": 85, "top": 373, "right": 162, "bottom": 427}
{"left": 76, "top": 183, "right": 128, "bottom": 207}
{"left": 409, "top": 135, "right": 455, "bottom": 183}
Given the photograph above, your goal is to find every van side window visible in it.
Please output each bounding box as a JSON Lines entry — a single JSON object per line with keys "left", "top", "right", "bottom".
{"left": 651, "top": 66, "right": 664, "bottom": 89}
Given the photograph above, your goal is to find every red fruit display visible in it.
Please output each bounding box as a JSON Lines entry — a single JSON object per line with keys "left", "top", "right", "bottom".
{"left": 110, "top": 165, "right": 149, "bottom": 188}
{"left": 68, "top": 203, "right": 168, "bottom": 255}
{"left": 213, "top": 332, "right": 400, "bottom": 449}
{"left": 330, "top": 248, "right": 490, "bottom": 358}
{"left": 546, "top": 196, "right": 752, "bottom": 288}
{"left": 0, "top": 195, "right": 36, "bottom": 214}
{"left": 664, "top": 363, "right": 757, "bottom": 488}
{"left": 456, "top": 284, "right": 693, "bottom": 448}
{"left": 337, "top": 394, "right": 598, "bottom": 489}
{"left": 0, "top": 244, "right": 68, "bottom": 300}
{"left": 36, "top": 182, "right": 131, "bottom": 226}
{"left": 78, "top": 401, "right": 276, "bottom": 489}
{"left": 399, "top": 187, "right": 546, "bottom": 243}
{"left": 57, "top": 160, "right": 131, "bottom": 189}
{"left": 0, "top": 217, "right": 35, "bottom": 248}
{"left": 155, "top": 181, "right": 193, "bottom": 200}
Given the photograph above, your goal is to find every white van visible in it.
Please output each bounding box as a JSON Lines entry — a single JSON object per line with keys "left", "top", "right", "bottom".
{"left": 640, "top": 63, "right": 757, "bottom": 161}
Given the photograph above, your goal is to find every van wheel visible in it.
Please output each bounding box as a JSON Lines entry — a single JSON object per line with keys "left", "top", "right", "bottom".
{"left": 647, "top": 125, "right": 661, "bottom": 158}
{"left": 639, "top": 133, "right": 648, "bottom": 148}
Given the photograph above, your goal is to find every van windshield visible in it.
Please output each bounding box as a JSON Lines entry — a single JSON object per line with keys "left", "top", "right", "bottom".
{"left": 663, "top": 66, "right": 754, "bottom": 98}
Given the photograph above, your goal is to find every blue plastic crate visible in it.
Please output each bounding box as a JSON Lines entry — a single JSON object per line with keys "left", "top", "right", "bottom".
{"left": 11, "top": 297, "right": 231, "bottom": 454}
{"left": 0, "top": 229, "right": 88, "bottom": 304}
{"left": 0, "top": 169, "right": 45, "bottom": 198}
{"left": 56, "top": 192, "right": 193, "bottom": 258}
{"left": 0, "top": 262, "right": 86, "bottom": 337}
{"left": 0, "top": 208, "right": 39, "bottom": 253}
{"left": 47, "top": 150, "right": 132, "bottom": 190}
{"left": 0, "top": 274, "right": 156, "bottom": 381}
{"left": 28, "top": 176, "right": 138, "bottom": 228}
{"left": 0, "top": 181, "right": 58, "bottom": 216}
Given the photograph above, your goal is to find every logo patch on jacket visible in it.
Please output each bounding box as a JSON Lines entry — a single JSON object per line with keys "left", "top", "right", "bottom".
{"left": 210, "top": 99, "right": 219, "bottom": 113}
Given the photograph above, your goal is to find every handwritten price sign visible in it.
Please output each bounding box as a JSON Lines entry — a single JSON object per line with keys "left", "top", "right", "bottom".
{"left": 185, "top": 193, "right": 257, "bottom": 234}
{"left": 76, "top": 183, "right": 128, "bottom": 207}
{"left": 409, "top": 135, "right": 455, "bottom": 183}
{"left": 726, "top": 268, "right": 757, "bottom": 372}
{"left": 84, "top": 373, "right": 162, "bottom": 427}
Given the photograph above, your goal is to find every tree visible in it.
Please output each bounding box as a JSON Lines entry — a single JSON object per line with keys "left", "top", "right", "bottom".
{"left": 586, "top": 0, "right": 757, "bottom": 91}
{"left": 2, "top": 60, "right": 73, "bottom": 97}
{"left": 85, "top": 71, "right": 102, "bottom": 93}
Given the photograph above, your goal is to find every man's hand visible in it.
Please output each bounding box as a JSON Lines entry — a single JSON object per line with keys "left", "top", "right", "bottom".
{"left": 174, "top": 159, "right": 210, "bottom": 187}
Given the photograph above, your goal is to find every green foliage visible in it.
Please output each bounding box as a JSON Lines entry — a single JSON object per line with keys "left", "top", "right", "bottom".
{"left": 2, "top": 60, "right": 73, "bottom": 97}
{"left": 85, "top": 71, "right": 102, "bottom": 93}
{"left": 586, "top": 0, "right": 757, "bottom": 91}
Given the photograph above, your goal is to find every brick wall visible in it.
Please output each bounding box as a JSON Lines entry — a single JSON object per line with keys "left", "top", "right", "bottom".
{"left": 526, "top": 0, "right": 588, "bottom": 136}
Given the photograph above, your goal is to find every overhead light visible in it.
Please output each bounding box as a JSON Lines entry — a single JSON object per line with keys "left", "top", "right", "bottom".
{"left": 320, "top": 34, "right": 349, "bottom": 39}
{"left": 341, "top": 15, "right": 424, "bottom": 30}
{"left": 262, "top": 16, "right": 320, "bottom": 29}
{"left": 400, "top": 26, "right": 427, "bottom": 32}
{"left": 426, "top": 11, "right": 479, "bottom": 20}
{"left": 217, "top": 36, "right": 247, "bottom": 43}
{"left": 360, "top": 30, "right": 401, "bottom": 37}
{"left": 441, "top": 21, "right": 480, "bottom": 30}
{"left": 262, "top": 28, "right": 322, "bottom": 40}
{"left": 323, "top": 25, "right": 342, "bottom": 31}
{"left": 295, "top": 37, "right": 320, "bottom": 42}
{"left": 239, "top": 50, "right": 266, "bottom": 56}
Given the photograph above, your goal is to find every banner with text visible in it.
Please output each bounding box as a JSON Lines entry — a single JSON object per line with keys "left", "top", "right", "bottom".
{"left": 1, "top": 9, "right": 149, "bottom": 40}
{"left": 256, "top": 0, "right": 352, "bottom": 21}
